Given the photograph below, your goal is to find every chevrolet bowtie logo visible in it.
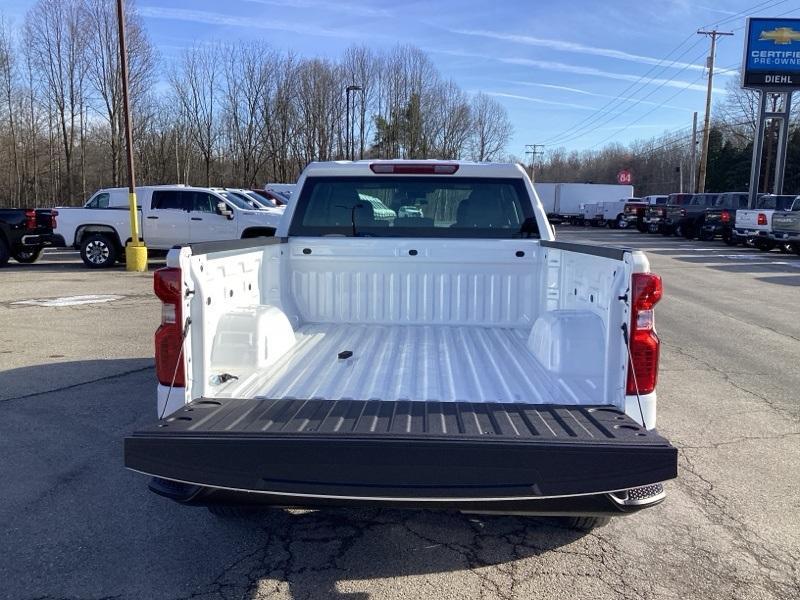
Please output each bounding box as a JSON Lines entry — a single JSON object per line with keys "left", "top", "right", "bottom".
{"left": 759, "top": 27, "right": 800, "bottom": 45}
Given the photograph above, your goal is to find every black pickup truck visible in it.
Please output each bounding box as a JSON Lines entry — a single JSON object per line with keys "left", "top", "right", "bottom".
{"left": 660, "top": 193, "right": 693, "bottom": 236}
{"left": 700, "top": 192, "right": 749, "bottom": 243}
{"left": 675, "top": 193, "right": 719, "bottom": 239}
{"left": 0, "top": 208, "right": 62, "bottom": 266}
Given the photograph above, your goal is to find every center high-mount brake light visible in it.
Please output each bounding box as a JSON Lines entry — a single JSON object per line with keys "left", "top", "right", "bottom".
{"left": 154, "top": 267, "right": 185, "bottom": 387}
{"left": 627, "top": 273, "right": 663, "bottom": 396}
{"left": 757, "top": 213, "right": 767, "bottom": 226}
{"left": 370, "top": 163, "right": 459, "bottom": 175}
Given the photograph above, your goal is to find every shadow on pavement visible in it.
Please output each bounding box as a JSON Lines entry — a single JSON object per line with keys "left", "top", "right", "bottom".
{"left": 755, "top": 275, "right": 800, "bottom": 287}
{"left": 0, "top": 359, "right": 588, "bottom": 600}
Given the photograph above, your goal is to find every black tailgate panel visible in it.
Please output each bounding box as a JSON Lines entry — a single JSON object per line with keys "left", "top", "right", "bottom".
{"left": 125, "top": 398, "right": 677, "bottom": 499}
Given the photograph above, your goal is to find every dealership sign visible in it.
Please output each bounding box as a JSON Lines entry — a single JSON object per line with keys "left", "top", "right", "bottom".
{"left": 742, "top": 18, "right": 800, "bottom": 88}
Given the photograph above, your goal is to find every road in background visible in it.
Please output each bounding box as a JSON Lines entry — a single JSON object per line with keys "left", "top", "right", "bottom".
{"left": 0, "top": 235, "right": 798, "bottom": 600}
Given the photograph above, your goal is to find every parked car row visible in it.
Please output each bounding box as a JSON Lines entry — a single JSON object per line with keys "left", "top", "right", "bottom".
{"left": 606, "top": 190, "right": 800, "bottom": 256}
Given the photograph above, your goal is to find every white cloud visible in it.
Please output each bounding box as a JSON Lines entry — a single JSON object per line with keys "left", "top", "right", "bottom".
{"left": 433, "top": 48, "right": 720, "bottom": 93}
{"left": 505, "top": 81, "right": 691, "bottom": 111}
{"left": 448, "top": 28, "right": 737, "bottom": 77}
{"left": 501, "top": 56, "right": 716, "bottom": 93}
{"left": 138, "top": 6, "right": 367, "bottom": 39}
{"left": 481, "top": 91, "right": 597, "bottom": 111}
{"left": 242, "top": 0, "right": 392, "bottom": 18}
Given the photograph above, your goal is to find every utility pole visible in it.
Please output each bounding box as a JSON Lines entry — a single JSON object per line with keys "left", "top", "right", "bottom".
{"left": 696, "top": 29, "right": 733, "bottom": 193}
{"left": 345, "top": 85, "right": 362, "bottom": 161}
{"left": 525, "top": 144, "right": 544, "bottom": 182}
{"left": 117, "top": 0, "right": 147, "bottom": 271}
{"left": 689, "top": 111, "right": 698, "bottom": 193}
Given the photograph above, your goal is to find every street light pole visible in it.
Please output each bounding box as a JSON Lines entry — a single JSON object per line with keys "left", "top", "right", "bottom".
{"left": 346, "top": 85, "right": 362, "bottom": 161}
{"left": 116, "top": 0, "right": 147, "bottom": 271}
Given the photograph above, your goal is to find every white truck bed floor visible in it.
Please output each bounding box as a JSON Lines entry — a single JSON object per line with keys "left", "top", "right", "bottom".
{"left": 226, "top": 324, "right": 602, "bottom": 405}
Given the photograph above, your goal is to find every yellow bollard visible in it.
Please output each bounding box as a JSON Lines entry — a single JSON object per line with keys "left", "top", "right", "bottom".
{"left": 125, "top": 242, "right": 148, "bottom": 272}
{"left": 125, "top": 191, "right": 148, "bottom": 271}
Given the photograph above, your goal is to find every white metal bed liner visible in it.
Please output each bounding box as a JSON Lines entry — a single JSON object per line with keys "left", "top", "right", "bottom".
{"left": 224, "top": 323, "right": 603, "bottom": 406}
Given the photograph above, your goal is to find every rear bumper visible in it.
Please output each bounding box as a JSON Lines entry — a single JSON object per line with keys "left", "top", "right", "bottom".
{"left": 125, "top": 398, "right": 678, "bottom": 511}
{"left": 148, "top": 477, "right": 668, "bottom": 516}
{"left": 19, "top": 233, "right": 65, "bottom": 247}
{"left": 772, "top": 230, "right": 800, "bottom": 242}
{"left": 734, "top": 228, "right": 769, "bottom": 238}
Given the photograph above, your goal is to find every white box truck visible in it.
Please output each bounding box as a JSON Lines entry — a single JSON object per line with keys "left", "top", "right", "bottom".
{"left": 535, "top": 183, "right": 635, "bottom": 224}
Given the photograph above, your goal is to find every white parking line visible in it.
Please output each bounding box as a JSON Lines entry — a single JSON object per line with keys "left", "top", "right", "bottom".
{"left": 12, "top": 294, "right": 124, "bottom": 307}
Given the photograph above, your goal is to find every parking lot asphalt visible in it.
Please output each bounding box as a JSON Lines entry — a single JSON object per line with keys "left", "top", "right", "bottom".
{"left": 0, "top": 232, "right": 798, "bottom": 600}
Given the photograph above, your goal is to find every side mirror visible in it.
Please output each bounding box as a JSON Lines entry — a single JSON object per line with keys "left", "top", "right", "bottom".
{"left": 217, "top": 202, "right": 234, "bottom": 220}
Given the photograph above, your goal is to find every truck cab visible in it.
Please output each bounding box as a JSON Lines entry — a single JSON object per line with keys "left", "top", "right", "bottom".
{"left": 124, "top": 161, "right": 677, "bottom": 529}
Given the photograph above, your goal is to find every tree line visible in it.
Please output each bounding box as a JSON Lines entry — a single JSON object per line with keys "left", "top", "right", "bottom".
{"left": 0, "top": 0, "right": 513, "bottom": 208}
{"left": 534, "top": 79, "right": 800, "bottom": 197}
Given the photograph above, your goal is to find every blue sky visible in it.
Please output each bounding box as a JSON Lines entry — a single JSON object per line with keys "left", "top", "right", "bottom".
{"left": 5, "top": 0, "right": 800, "bottom": 156}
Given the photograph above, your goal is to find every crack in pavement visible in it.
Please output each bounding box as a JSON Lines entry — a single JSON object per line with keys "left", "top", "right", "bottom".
{"left": 0, "top": 365, "right": 153, "bottom": 404}
{"left": 662, "top": 342, "right": 800, "bottom": 422}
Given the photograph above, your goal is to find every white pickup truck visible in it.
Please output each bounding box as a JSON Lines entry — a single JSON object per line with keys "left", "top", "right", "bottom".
{"left": 55, "top": 185, "right": 283, "bottom": 268}
{"left": 734, "top": 194, "right": 799, "bottom": 250}
{"left": 124, "top": 161, "right": 677, "bottom": 529}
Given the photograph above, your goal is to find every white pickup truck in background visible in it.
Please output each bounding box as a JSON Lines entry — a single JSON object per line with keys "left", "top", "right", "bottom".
{"left": 55, "top": 185, "right": 283, "bottom": 268}
{"left": 734, "top": 194, "right": 799, "bottom": 250}
{"left": 125, "top": 160, "right": 677, "bottom": 530}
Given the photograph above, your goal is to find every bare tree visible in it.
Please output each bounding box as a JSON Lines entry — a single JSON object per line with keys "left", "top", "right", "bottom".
{"left": 0, "top": 17, "right": 21, "bottom": 204}
{"left": 24, "top": 0, "right": 87, "bottom": 202}
{"left": 82, "top": 0, "right": 155, "bottom": 187}
{"left": 170, "top": 44, "right": 221, "bottom": 186}
{"left": 469, "top": 92, "right": 512, "bottom": 161}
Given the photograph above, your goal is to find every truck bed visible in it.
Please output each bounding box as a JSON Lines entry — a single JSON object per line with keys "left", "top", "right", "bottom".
{"left": 220, "top": 323, "right": 600, "bottom": 405}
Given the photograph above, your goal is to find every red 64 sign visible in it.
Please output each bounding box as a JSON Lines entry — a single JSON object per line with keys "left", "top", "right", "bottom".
{"left": 617, "top": 169, "right": 632, "bottom": 185}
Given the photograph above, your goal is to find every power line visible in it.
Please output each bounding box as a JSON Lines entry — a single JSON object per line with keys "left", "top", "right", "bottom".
{"left": 555, "top": 47, "right": 710, "bottom": 147}
{"left": 589, "top": 73, "right": 707, "bottom": 149}
{"left": 541, "top": 0, "right": 791, "bottom": 148}
{"left": 539, "top": 35, "right": 702, "bottom": 145}
{"left": 699, "top": 0, "right": 788, "bottom": 29}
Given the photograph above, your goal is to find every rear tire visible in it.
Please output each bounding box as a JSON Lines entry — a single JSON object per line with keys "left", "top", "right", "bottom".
{"left": 12, "top": 247, "right": 44, "bottom": 263}
{"left": 80, "top": 234, "right": 118, "bottom": 268}
{"left": 207, "top": 504, "right": 265, "bottom": 518}
{"left": 754, "top": 239, "right": 775, "bottom": 252}
{"left": 561, "top": 516, "right": 611, "bottom": 531}
{"left": 616, "top": 215, "right": 628, "bottom": 229}
{"left": 722, "top": 231, "right": 737, "bottom": 246}
{"left": 0, "top": 238, "right": 9, "bottom": 267}
{"left": 792, "top": 243, "right": 800, "bottom": 256}
{"left": 661, "top": 226, "right": 673, "bottom": 237}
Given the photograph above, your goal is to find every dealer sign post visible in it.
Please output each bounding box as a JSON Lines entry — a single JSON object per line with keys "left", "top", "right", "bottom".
{"left": 742, "top": 17, "right": 800, "bottom": 208}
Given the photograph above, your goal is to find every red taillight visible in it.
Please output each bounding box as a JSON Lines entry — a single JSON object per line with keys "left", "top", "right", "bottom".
{"left": 50, "top": 210, "right": 58, "bottom": 229}
{"left": 626, "top": 273, "right": 662, "bottom": 396}
{"left": 720, "top": 209, "right": 730, "bottom": 223}
{"left": 370, "top": 163, "right": 459, "bottom": 175}
{"left": 25, "top": 209, "right": 36, "bottom": 230}
{"left": 154, "top": 267, "right": 184, "bottom": 387}
{"left": 757, "top": 213, "right": 767, "bottom": 226}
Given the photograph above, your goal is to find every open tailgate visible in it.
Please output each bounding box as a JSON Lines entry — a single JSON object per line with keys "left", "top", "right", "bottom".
{"left": 125, "top": 398, "right": 677, "bottom": 501}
